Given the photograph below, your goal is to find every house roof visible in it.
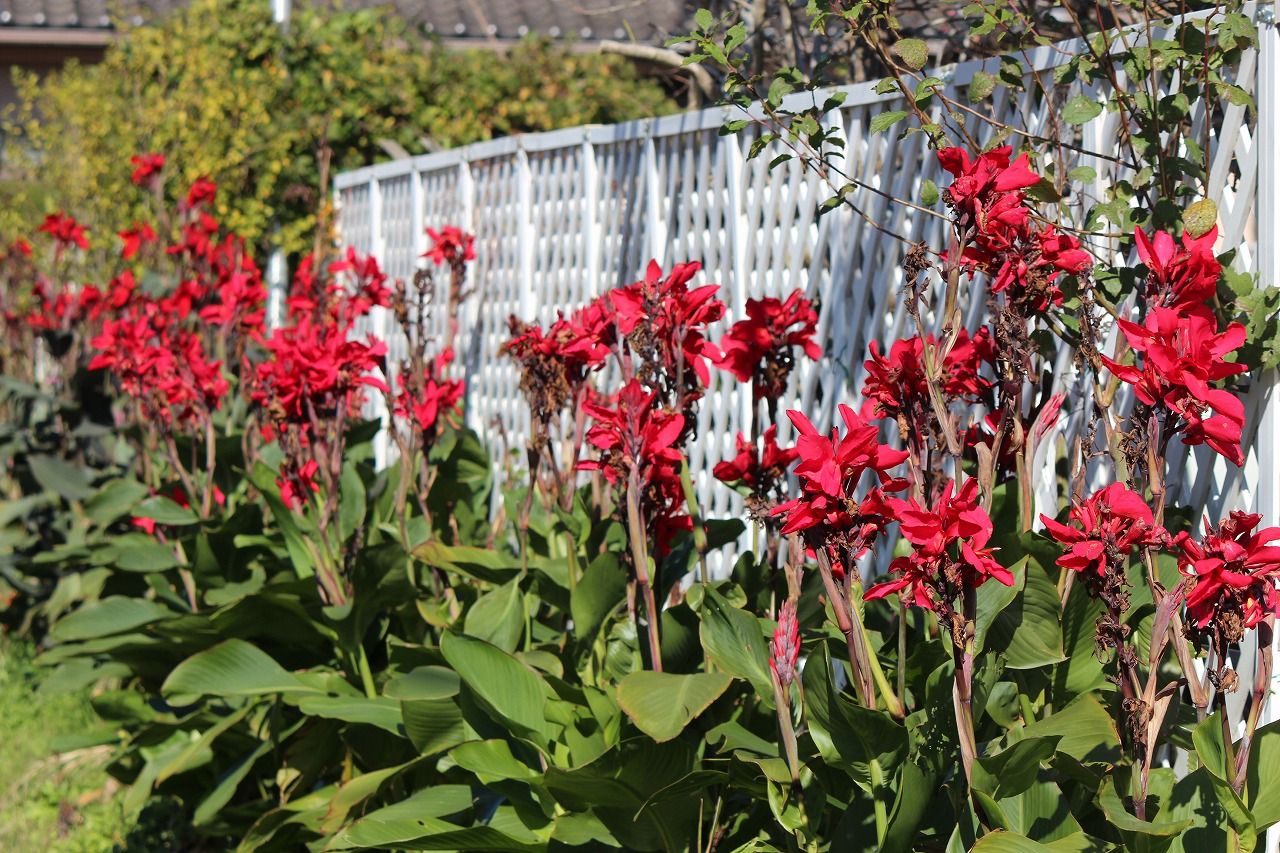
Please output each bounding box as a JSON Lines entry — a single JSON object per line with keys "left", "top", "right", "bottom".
{"left": 0, "top": 0, "right": 690, "bottom": 46}
{"left": 374, "top": 0, "right": 688, "bottom": 43}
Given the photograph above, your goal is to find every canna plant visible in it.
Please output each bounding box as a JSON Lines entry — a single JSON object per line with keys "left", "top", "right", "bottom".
{"left": 4, "top": 10, "right": 1280, "bottom": 844}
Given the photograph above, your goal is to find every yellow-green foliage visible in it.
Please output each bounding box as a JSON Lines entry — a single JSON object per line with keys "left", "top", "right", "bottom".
{"left": 2, "top": 0, "right": 674, "bottom": 258}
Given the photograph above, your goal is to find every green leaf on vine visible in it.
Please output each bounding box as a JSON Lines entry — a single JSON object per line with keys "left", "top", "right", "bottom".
{"left": 892, "top": 38, "right": 929, "bottom": 71}
{"left": 870, "top": 110, "right": 910, "bottom": 134}
{"left": 1184, "top": 198, "right": 1218, "bottom": 238}
{"left": 969, "top": 70, "right": 997, "bottom": 102}
{"left": 920, "top": 178, "right": 939, "bottom": 207}
{"left": 1062, "top": 95, "right": 1102, "bottom": 125}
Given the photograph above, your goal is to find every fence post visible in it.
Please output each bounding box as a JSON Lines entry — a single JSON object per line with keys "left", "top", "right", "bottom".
{"left": 582, "top": 137, "right": 603, "bottom": 300}
{"left": 723, "top": 127, "right": 752, "bottom": 439}
{"left": 643, "top": 128, "right": 667, "bottom": 267}
{"left": 368, "top": 177, "right": 392, "bottom": 468}
{"left": 516, "top": 147, "right": 536, "bottom": 324}
{"left": 1256, "top": 9, "right": 1280, "bottom": 853}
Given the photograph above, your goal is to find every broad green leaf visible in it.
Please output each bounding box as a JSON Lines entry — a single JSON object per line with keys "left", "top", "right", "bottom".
{"left": 195, "top": 736, "right": 276, "bottom": 825}
{"left": 976, "top": 556, "right": 1023, "bottom": 654}
{"left": 84, "top": 477, "right": 150, "bottom": 525}
{"left": 1020, "top": 695, "right": 1120, "bottom": 763}
{"left": 51, "top": 597, "right": 175, "bottom": 642}
{"left": 134, "top": 496, "right": 199, "bottom": 526}
{"left": 338, "top": 461, "right": 366, "bottom": 543}
{"left": 109, "top": 535, "right": 184, "bottom": 572}
{"left": 1095, "top": 771, "right": 1192, "bottom": 837}
{"left": 400, "top": 697, "right": 466, "bottom": 755}
{"left": 1055, "top": 582, "right": 1106, "bottom": 699}
{"left": 247, "top": 460, "right": 315, "bottom": 579}
{"left": 698, "top": 587, "right": 773, "bottom": 698}
{"left": 163, "top": 639, "right": 322, "bottom": 697}
{"left": 324, "top": 786, "right": 473, "bottom": 850}
{"left": 384, "top": 666, "right": 460, "bottom": 701}
{"left": 881, "top": 761, "right": 937, "bottom": 853}
{"left": 550, "top": 812, "right": 621, "bottom": 847}
{"left": 800, "top": 643, "right": 907, "bottom": 781}
{"left": 290, "top": 695, "right": 404, "bottom": 735}
{"left": 28, "top": 453, "right": 95, "bottom": 500}
{"left": 1247, "top": 719, "right": 1280, "bottom": 829}
{"left": 1193, "top": 715, "right": 1258, "bottom": 844}
{"left": 319, "top": 757, "right": 432, "bottom": 835}
{"left": 544, "top": 739, "right": 700, "bottom": 850}
{"left": 570, "top": 552, "right": 626, "bottom": 642}
{"left": 971, "top": 831, "right": 1110, "bottom": 851}
{"left": 463, "top": 578, "right": 524, "bottom": 652}
{"left": 1167, "top": 767, "right": 1233, "bottom": 853}
{"left": 440, "top": 631, "right": 554, "bottom": 744}
{"left": 985, "top": 556, "right": 1065, "bottom": 669}
{"left": 156, "top": 705, "right": 253, "bottom": 783}
{"left": 451, "top": 739, "right": 541, "bottom": 782}
{"left": 414, "top": 542, "right": 520, "bottom": 583}
{"left": 987, "top": 778, "right": 1087, "bottom": 841}
{"left": 616, "top": 670, "right": 732, "bottom": 742}
{"left": 973, "top": 736, "right": 1061, "bottom": 800}
{"left": 347, "top": 823, "right": 545, "bottom": 851}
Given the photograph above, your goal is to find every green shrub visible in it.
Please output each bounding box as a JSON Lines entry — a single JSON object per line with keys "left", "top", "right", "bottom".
{"left": 0, "top": 0, "right": 675, "bottom": 261}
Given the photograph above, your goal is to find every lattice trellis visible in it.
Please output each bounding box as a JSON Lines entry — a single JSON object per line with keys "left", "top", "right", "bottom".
{"left": 333, "top": 10, "right": 1278, "bottom": 587}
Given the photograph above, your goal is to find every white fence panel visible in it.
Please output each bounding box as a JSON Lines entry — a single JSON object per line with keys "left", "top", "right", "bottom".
{"left": 335, "top": 7, "right": 1275, "bottom": 580}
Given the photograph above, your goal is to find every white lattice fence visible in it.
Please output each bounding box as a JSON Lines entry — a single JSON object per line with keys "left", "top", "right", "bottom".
{"left": 336, "top": 8, "right": 1275, "bottom": 549}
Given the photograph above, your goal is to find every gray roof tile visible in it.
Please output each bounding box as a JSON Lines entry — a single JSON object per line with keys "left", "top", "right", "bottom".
{"left": 0, "top": 0, "right": 690, "bottom": 43}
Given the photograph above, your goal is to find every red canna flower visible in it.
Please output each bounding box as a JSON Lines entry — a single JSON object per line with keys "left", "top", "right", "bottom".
{"left": 865, "top": 478, "right": 1013, "bottom": 613}
{"left": 279, "top": 459, "right": 322, "bottom": 510}
{"left": 185, "top": 178, "right": 217, "bottom": 209}
{"left": 579, "top": 379, "right": 690, "bottom": 551}
{"left": 713, "top": 424, "right": 798, "bottom": 505}
{"left": 1039, "top": 482, "right": 1166, "bottom": 577}
{"left": 770, "top": 600, "right": 801, "bottom": 687}
{"left": 118, "top": 222, "right": 157, "bottom": 260}
{"left": 329, "top": 247, "right": 392, "bottom": 316}
{"left": 1136, "top": 226, "right": 1220, "bottom": 307}
{"left": 1177, "top": 511, "right": 1280, "bottom": 634}
{"left": 1101, "top": 306, "right": 1248, "bottom": 465}
{"left": 610, "top": 259, "right": 726, "bottom": 391}
{"left": 580, "top": 379, "right": 683, "bottom": 485}
{"left": 939, "top": 147, "right": 1091, "bottom": 311}
{"left": 168, "top": 211, "right": 220, "bottom": 259}
{"left": 424, "top": 225, "right": 475, "bottom": 266}
{"left": 862, "top": 328, "right": 994, "bottom": 423}
{"left": 771, "top": 406, "right": 907, "bottom": 564}
{"left": 714, "top": 290, "right": 821, "bottom": 400}
{"left": 89, "top": 313, "right": 229, "bottom": 428}
{"left": 130, "top": 153, "right": 166, "bottom": 187}
{"left": 938, "top": 146, "right": 1040, "bottom": 240}
{"left": 26, "top": 279, "right": 102, "bottom": 332}
{"left": 197, "top": 265, "right": 267, "bottom": 337}
{"left": 394, "top": 348, "right": 465, "bottom": 436}
{"left": 251, "top": 318, "right": 388, "bottom": 442}
{"left": 38, "top": 213, "right": 89, "bottom": 250}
